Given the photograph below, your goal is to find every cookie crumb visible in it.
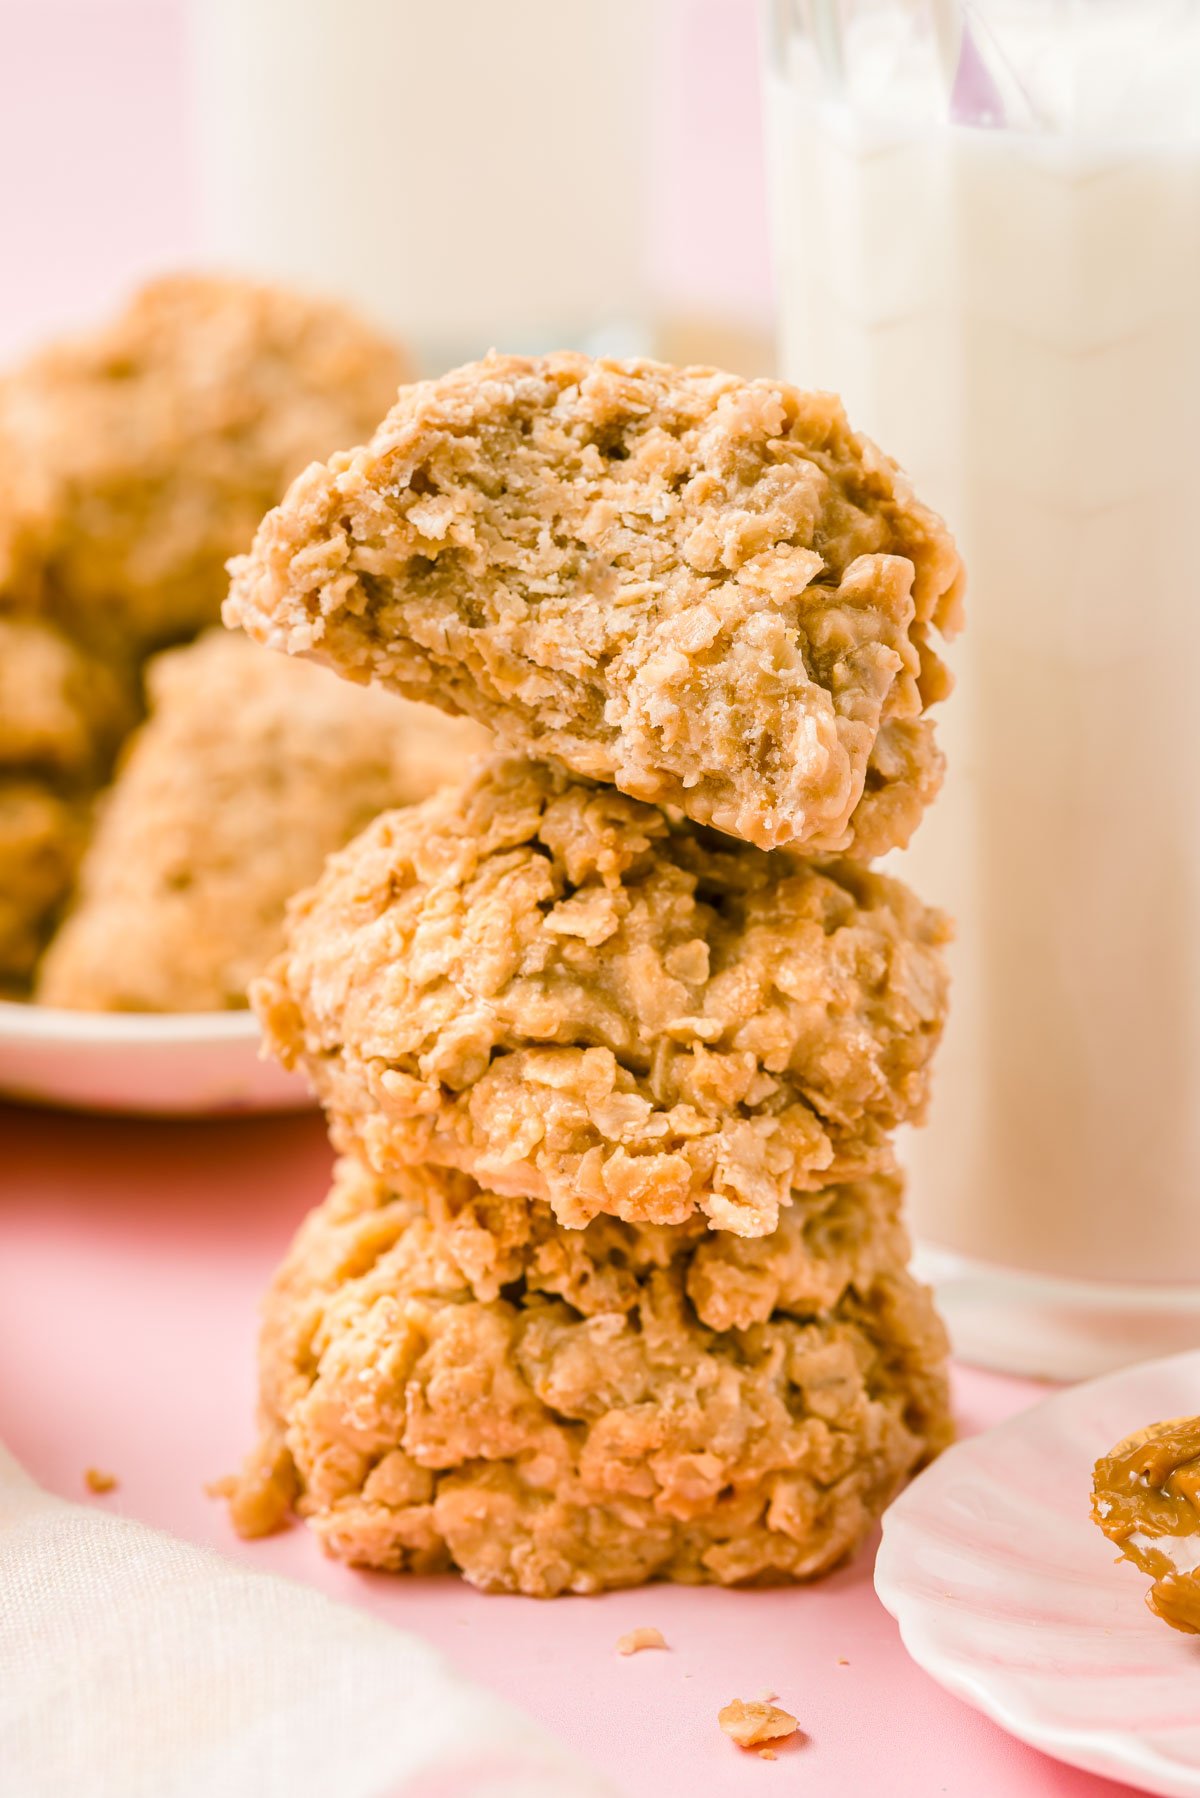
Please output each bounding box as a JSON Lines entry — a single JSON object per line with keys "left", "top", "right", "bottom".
{"left": 616, "top": 1627, "right": 668, "bottom": 1656}
{"left": 208, "top": 1436, "right": 298, "bottom": 1539}
{"left": 759, "top": 1749, "right": 777, "bottom": 1762}
{"left": 837, "top": 1657, "right": 849, "bottom": 1666}
{"left": 84, "top": 1468, "right": 117, "bottom": 1494}
{"left": 718, "top": 1699, "right": 800, "bottom": 1750}
{"left": 755, "top": 1688, "right": 778, "bottom": 1702}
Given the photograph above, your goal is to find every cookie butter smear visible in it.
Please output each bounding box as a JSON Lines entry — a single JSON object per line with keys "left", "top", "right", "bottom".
{"left": 1092, "top": 1419, "right": 1200, "bottom": 1633}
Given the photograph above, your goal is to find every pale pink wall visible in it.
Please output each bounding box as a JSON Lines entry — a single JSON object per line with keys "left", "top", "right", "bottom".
{"left": 0, "top": 0, "right": 197, "bottom": 356}
{"left": 649, "top": 0, "right": 775, "bottom": 329}
{"left": 0, "top": 0, "right": 773, "bottom": 358}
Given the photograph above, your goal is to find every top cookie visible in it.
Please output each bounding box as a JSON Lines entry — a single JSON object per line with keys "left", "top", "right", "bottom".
{"left": 226, "top": 353, "right": 963, "bottom": 853}
{"left": 0, "top": 274, "right": 408, "bottom": 653}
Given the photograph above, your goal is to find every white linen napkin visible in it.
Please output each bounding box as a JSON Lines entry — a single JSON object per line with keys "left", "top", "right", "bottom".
{"left": 0, "top": 1445, "right": 616, "bottom": 1798}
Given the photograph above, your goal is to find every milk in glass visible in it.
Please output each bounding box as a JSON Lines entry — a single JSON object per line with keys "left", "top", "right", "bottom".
{"left": 766, "top": 0, "right": 1200, "bottom": 1373}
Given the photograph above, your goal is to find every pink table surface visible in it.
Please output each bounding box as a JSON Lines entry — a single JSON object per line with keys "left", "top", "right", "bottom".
{"left": 0, "top": 1102, "right": 1143, "bottom": 1798}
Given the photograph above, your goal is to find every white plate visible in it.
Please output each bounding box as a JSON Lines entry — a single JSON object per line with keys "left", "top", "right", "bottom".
{"left": 876, "top": 1349, "right": 1200, "bottom": 1797}
{"left": 0, "top": 999, "right": 313, "bottom": 1115}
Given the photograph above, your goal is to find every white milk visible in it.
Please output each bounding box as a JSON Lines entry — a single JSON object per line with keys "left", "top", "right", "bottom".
{"left": 767, "top": 6, "right": 1200, "bottom": 1345}
{"left": 185, "top": 0, "right": 652, "bottom": 368}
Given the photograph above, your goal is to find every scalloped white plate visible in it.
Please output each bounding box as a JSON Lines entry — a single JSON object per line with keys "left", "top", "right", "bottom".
{"left": 876, "top": 1349, "right": 1200, "bottom": 1796}
{"left": 0, "top": 999, "right": 313, "bottom": 1115}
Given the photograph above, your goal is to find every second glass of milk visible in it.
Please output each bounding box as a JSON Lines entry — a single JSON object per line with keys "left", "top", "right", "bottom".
{"left": 185, "top": 0, "right": 652, "bottom": 372}
{"left": 766, "top": 0, "right": 1200, "bottom": 1377}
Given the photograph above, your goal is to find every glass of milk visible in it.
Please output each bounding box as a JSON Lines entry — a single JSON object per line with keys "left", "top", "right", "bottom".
{"left": 766, "top": 0, "right": 1200, "bottom": 1377}
{"left": 185, "top": 0, "right": 653, "bottom": 372}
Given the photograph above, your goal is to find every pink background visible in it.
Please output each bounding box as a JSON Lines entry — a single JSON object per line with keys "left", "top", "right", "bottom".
{"left": 0, "top": 4, "right": 1147, "bottom": 1793}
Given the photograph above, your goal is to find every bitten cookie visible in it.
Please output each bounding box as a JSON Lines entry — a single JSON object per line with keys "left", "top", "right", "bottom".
{"left": 226, "top": 352, "right": 962, "bottom": 853}
{"left": 223, "top": 1156, "right": 952, "bottom": 1596}
{"left": 37, "top": 632, "right": 488, "bottom": 1011}
{"left": 0, "top": 274, "right": 407, "bottom": 651}
{"left": 254, "top": 755, "right": 950, "bottom": 1236}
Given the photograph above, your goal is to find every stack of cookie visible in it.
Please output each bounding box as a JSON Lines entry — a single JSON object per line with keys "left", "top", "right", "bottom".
{"left": 222, "top": 354, "right": 963, "bottom": 1596}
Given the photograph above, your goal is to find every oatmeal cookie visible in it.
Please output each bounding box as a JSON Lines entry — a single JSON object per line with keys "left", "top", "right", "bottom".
{"left": 223, "top": 1156, "right": 951, "bottom": 1596}
{"left": 37, "top": 632, "right": 488, "bottom": 1011}
{"left": 0, "top": 614, "right": 133, "bottom": 784}
{"left": 225, "top": 352, "right": 962, "bottom": 853}
{"left": 0, "top": 780, "right": 86, "bottom": 987}
{"left": 718, "top": 1699, "right": 800, "bottom": 1749}
{"left": 254, "top": 756, "right": 950, "bottom": 1236}
{"left": 0, "top": 274, "right": 407, "bottom": 651}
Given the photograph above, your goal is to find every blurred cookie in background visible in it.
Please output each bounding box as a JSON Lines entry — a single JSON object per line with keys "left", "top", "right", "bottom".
{"left": 0, "top": 616, "right": 134, "bottom": 992}
{"left": 0, "top": 613, "right": 135, "bottom": 788}
{"left": 37, "top": 632, "right": 488, "bottom": 1013}
{"left": 0, "top": 272, "right": 407, "bottom": 655}
{"left": 0, "top": 783, "right": 87, "bottom": 992}
{"left": 0, "top": 271, "right": 410, "bottom": 998}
